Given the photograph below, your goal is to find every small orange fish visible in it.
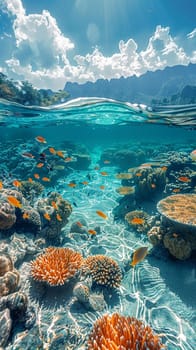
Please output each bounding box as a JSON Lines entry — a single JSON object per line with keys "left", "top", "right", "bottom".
{"left": 76, "top": 221, "right": 83, "bottom": 228}
{"left": 49, "top": 147, "right": 56, "bottom": 155}
{"left": 88, "top": 229, "right": 97, "bottom": 235}
{"left": 21, "top": 152, "right": 35, "bottom": 159}
{"left": 100, "top": 185, "right": 105, "bottom": 190}
{"left": 131, "top": 246, "right": 148, "bottom": 267}
{"left": 22, "top": 212, "right": 29, "bottom": 219}
{"left": 161, "top": 166, "right": 168, "bottom": 172}
{"left": 56, "top": 150, "right": 65, "bottom": 158}
{"left": 151, "top": 183, "right": 156, "bottom": 189}
{"left": 51, "top": 201, "right": 58, "bottom": 210}
{"left": 135, "top": 172, "right": 142, "bottom": 177}
{"left": 56, "top": 213, "right": 62, "bottom": 221}
{"left": 34, "top": 173, "right": 40, "bottom": 179}
{"left": 64, "top": 157, "right": 72, "bottom": 162}
{"left": 36, "top": 163, "right": 44, "bottom": 168}
{"left": 44, "top": 212, "right": 51, "bottom": 221}
{"left": 178, "top": 176, "right": 190, "bottom": 183}
{"left": 7, "top": 196, "right": 22, "bottom": 208}
{"left": 35, "top": 136, "right": 47, "bottom": 143}
{"left": 13, "top": 180, "right": 21, "bottom": 188}
{"left": 172, "top": 188, "right": 180, "bottom": 193}
{"left": 68, "top": 182, "right": 76, "bottom": 188}
{"left": 96, "top": 210, "right": 108, "bottom": 220}
{"left": 82, "top": 181, "right": 88, "bottom": 185}
{"left": 28, "top": 177, "right": 33, "bottom": 183}
{"left": 0, "top": 181, "right": 3, "bottom": 189}
{"left": 42, "top": 177, "right": 50, "bottom": 182}
{"left": 100, "top": 171, "right": 108, "bottom": 176}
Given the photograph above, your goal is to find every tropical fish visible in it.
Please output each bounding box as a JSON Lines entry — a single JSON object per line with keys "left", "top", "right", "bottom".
{"left": 35, "top": 136, "right": 47, "bottom": 143}
{"left": 161, "top": 166, "right": 168, "bottom": 172}
{"left": 100, "top": 171, "right": 108, "bottom": 176}
{"left": 51, "top": 201, "right": 58, "bottom": 210}
{"left": 49, "top": 147, "right": 56, "bottom": 155}
{"left": 190, "top": 149, "right": 196, "bottom": 161}
{"left": 100, "top": 185, "right": 105, "bottom": 190}
{"left": 131, "top": 246, "right": 148, "bottom": 267}
{"left": 64, "top": 157, "right": 73, "bottom": 162}
{"left": 96, "top": 210, "right": 108, "bottom": 219}
{"left": 0, "top": 181, "right": 3, "bottom": 189}
{"left": 53, "top": 165, "right": 65, "bottom": 170}
{"left": 172, "top": 188, "right": 180, "bottom": 193}
{"left": 13, "top": 180, "right": 21, "bottom": 188}
{"left": 7, "top": 196, "right": 22, "bottom": 208}
{"left": 76, "top": 221, "right": 83, "bottom": 227}
{"left": 115, "top": 173, "right": 133, "bottom": 180}
{"left": 28, "top": 177, "right": 33, "bottom": 183}
{"left": 151, "top": 183, "right": 156, "bottom": 189}
{"left": 22, "top": 212, "right": 29, "bottom": 219}
{"left": 21, "top": 152, "right": 35, "bottom": 159}
{"left": 56, "top": 213, "right": 62, "bottom": 221}
{"left": 178, "top": 176, "right": 191, "bottom": 182}
{"left": 68, "top": 182, "right": 76, "bottom": 188}
{"left": 88, "top": 229, "right": 97, "bottom": 235}
{"left": 34, "top": 173, "right": 40, "bottom": 179}
{"left": 36, "top": 163, "right": 44, "bottom": 168}
{"left": 42, "top": 177, "right": 50, "bottom": 182}
{"left": 135, "top": 172, "right": 142, "bottom": 177}
{"left": 44, "top": 212, "right": 51, "bottom": 221}
{"left": 82, "top": 181, "right": 88, "bottom": 185}
{"left": 56, "top": 150, "right": 65, "bottom": 158}
{"left": 103, "top": 160, "right": 111, "bottom": 164}
{"left": 116, "top": 186, "right": 135, "bottom": 195}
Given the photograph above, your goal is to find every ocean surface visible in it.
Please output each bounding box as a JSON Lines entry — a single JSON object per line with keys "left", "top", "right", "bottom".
{"left": 0, "top": 97, "right": 195, "bottom": 350}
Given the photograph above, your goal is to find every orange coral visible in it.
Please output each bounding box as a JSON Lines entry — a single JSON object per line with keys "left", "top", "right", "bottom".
{"left": 30, "top": 247, "right": 83, "bottom": 286}
{"left": 83, "top": 255, "right": 122, "bottom": 288}
{"left": 87, "top": 313, "right": 165, "bottom": 350}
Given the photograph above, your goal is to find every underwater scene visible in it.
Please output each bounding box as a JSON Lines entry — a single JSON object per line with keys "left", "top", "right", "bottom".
{"left": 0, "top": 98, "right": 195, "bottom": 350}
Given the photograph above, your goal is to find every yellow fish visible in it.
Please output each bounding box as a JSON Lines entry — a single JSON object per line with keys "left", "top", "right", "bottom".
{"left": 96, "top": 210, "right": 108, "bottom": 220}
{"left": 7, "top": 196, "right": 22, "bottom": 208}
{"left": 131, "top": 246, "right": 148, "bottom": 267}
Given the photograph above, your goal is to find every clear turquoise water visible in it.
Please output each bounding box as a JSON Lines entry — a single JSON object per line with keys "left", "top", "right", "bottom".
{"left": 0, "top": 98, "right": 195, "bottom": 349}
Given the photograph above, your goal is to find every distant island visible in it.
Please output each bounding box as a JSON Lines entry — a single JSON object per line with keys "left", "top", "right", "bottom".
{"left": 1, "top": 63, "right": 196, "bottom": 106}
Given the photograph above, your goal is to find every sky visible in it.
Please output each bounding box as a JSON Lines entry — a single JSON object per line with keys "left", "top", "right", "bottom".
{"left": 0, "top": 0, "right": 196, "bottom": 90}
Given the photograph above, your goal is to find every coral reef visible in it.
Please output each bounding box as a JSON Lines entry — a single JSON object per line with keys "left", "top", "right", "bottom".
{"left": 82, "top": 255, "right": 122, "bottom": 288}
{"left": 157, "top": 194, "right": 196, "bottom": 228}
{"left": 0, "top": 201, "right": 16, "bottom": 230}
{"left": 125, "top": 210, "right": 151, "bottom": 233}
{"left": 0, "top": 254, "right": 20, "bottom": 297}
{"left": 36, "top": 192, "right": 72, "bottom": 239}
{"left": 20, "top": 179, "right": 44, "bottom": 203}
{"left": 0, "top": 308, "right": 12, "bottom": 348}
{"left": 100, "top": 148, "right": 145, "bottom": 169}
{"left": 87, "top": 313, "right": 165, "bottom": 350}
{"left": 163, "top": 232, "right": 192, "bottom": 260}
{"left": 133, "top": 166, "right": 166, "bottom": 199}
{"left": 30, "top": 247, "right": 83, "bottom": 286}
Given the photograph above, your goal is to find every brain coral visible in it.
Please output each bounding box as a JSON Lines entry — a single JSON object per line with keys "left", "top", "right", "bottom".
{"left": 30, "top": 247, "right": 83, "bottom": 286}
{"left": 0, "top": 201, "right": 16, "bottom": 230}
{"left": 82, "top": 255, "right": 122, "bottom": 288}
{"left": 0, "top": 254, "right": 20, "bottom": 297}
{"left": 157, "top": 194, "right": 196, "bottom": 228}
{"left": 87, "top": 313, "right": 165, "bottom": 350}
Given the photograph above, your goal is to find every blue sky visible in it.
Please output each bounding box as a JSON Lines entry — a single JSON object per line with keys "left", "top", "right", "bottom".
{"left": 0, "top": 0, "right": 196, "bottom": 90}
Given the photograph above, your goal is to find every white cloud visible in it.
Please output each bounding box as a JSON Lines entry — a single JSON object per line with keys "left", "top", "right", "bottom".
{"left": 2, "top": 0, "right": 196, "bottom": 90}
{"left": 187, "top": 28, "right": 196, "bottom": 39}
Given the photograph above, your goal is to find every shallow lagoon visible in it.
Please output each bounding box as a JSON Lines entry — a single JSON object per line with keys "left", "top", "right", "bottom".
{"left": 0, "top": 98, "right": 195, "bottom": 349}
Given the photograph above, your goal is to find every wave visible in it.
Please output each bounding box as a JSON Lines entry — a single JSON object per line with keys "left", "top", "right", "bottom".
{"left": 0, "top": 97, "right": 196, "bottom": 128}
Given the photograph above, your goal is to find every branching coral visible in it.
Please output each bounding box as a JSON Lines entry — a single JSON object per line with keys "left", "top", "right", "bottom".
{"left": 82, "top": 255, "right": 122, "bottom": 288}
{"left": 30, "top": 247, "right": 83, "bottom": 286}
{"left": 87, "top": 313, "right": 165, "bottom": 350}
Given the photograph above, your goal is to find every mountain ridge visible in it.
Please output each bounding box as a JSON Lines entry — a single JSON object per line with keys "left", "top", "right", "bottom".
{"left": 64, "top": 63, "right": 196, "bottom": 105}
